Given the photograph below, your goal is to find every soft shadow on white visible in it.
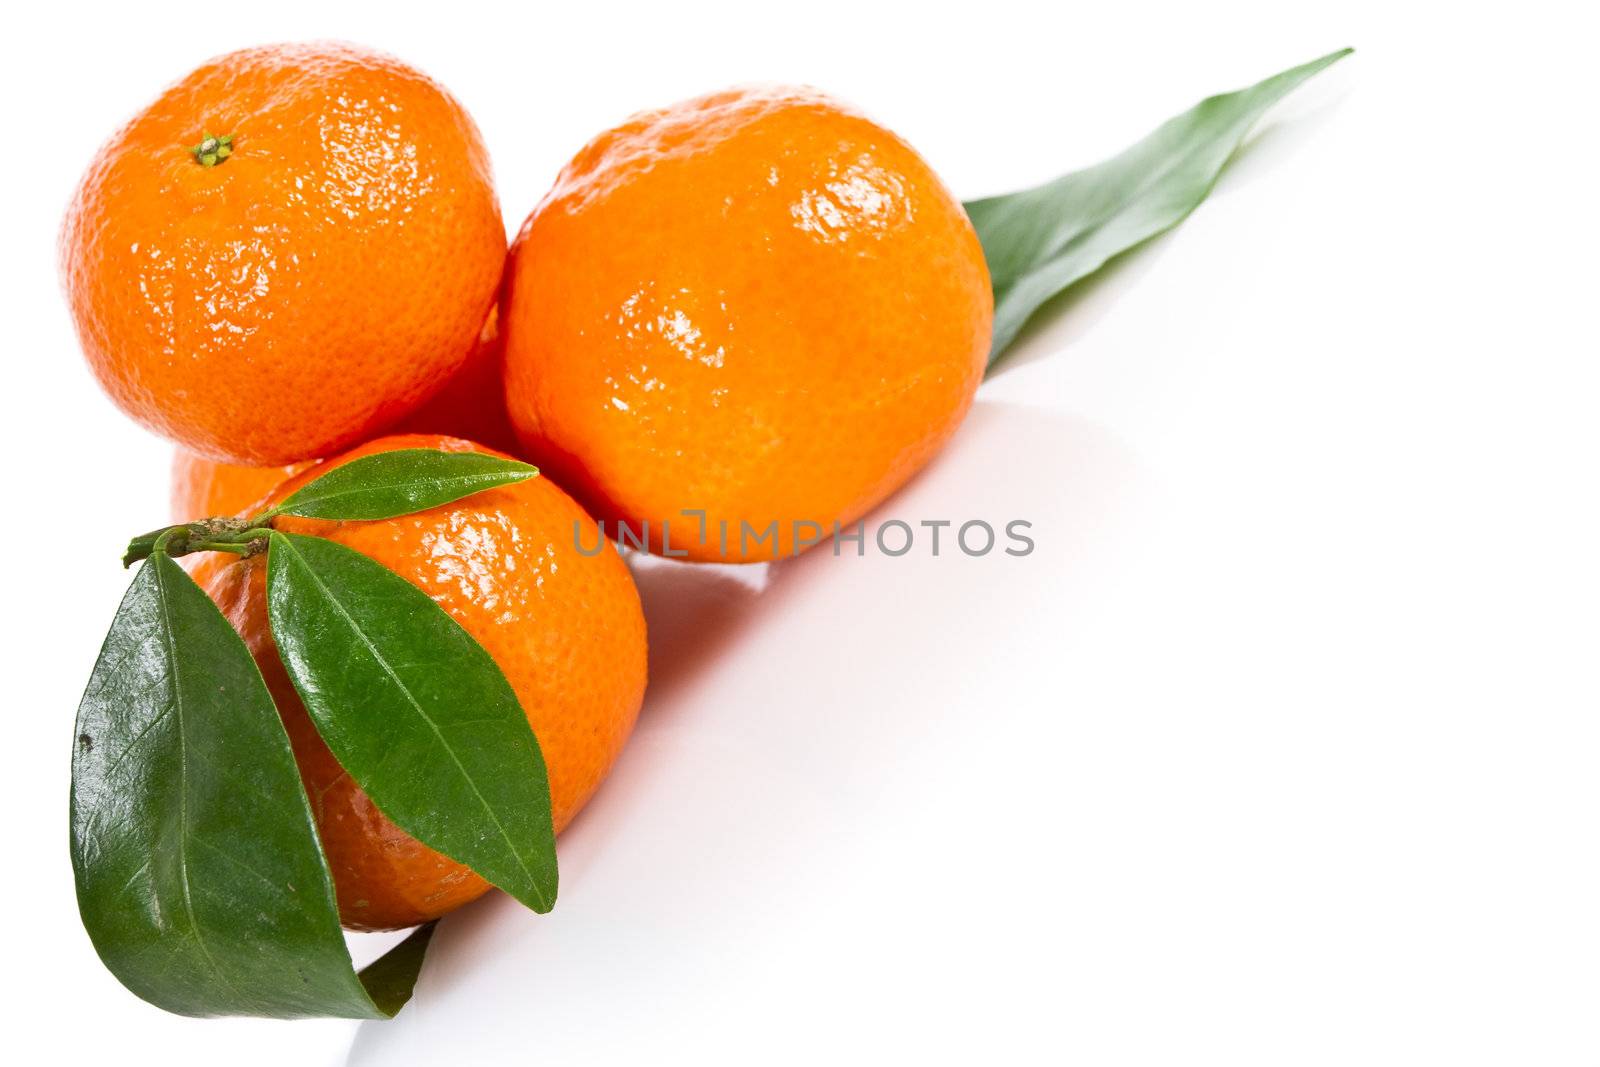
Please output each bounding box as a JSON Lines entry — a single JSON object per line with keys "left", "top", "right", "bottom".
{"left": 345, "top": 400, "right": 1146, "bottom": 1064}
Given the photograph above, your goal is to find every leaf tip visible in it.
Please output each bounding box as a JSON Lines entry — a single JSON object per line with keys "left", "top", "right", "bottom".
{"left": 1317, "top": 46, "right": 1356, "bottom": 67}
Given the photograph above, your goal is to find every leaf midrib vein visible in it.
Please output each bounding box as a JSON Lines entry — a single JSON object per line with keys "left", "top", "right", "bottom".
{"left": 152, "top": 560, "right": 250, "bottom": 1003}
{"left": 278, "top": 537, "right": 546, "bottom": 908}
{"left": 1000, "top": 75, "right": 1315, "bottom": 299}
{"left": 286, "top": 471, "right": 531, "bottom": 516}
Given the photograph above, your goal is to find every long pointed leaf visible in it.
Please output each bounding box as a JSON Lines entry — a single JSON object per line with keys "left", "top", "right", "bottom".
{"left": 265, "top": 532, "right": 558, "bottom": 914}
{"left": 966, "top": 47, "right": 1352, "bottom": 364}
{"left": 70, "top": 552, "right": 426, "bottom": 1018}
{"left": 271, "top": 448, "right": 537, "bottom": 521}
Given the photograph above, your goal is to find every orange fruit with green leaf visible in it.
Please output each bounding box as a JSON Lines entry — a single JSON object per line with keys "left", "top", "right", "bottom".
{"left": 65, "top": 43, "right": 1351, "bottom": 1019}
{"left": 199, "top": 434, "right": 647, "bottom": 930}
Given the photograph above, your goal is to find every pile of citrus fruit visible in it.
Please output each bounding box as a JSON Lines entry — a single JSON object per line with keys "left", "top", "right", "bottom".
{"left": 61, "top": 40, "right": 1345, "bottom": 1015}
{"left": 63, "top": 41, "right": 991, "bottom": 932}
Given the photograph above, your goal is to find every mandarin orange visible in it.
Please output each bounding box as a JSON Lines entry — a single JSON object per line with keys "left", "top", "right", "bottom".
{"left": 501, "top": 86, "right": 992, "bottom": 562}
{"left": 61, "top": 43, "right": 505, "bottom": 465}
{"left": 204, "top": 433, "right": 648, "bottom": 929}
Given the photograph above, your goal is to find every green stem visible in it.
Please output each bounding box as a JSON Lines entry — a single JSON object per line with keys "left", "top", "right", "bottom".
{"left": 123, "top": 518, "right": 272, "bottom": 569}
{"left": 123, "top": 525, "right": 174, "bottom": 565}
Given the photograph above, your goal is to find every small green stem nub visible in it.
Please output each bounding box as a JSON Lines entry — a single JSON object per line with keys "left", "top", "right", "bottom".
{"left": 123, "top": 517, "right": 271, "bottom": 568}
{"left": 189, "top": 131, "right": 235, "bottom": 167}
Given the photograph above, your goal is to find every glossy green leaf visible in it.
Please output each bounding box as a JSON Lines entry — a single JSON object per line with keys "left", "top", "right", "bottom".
{"left": 270, "top": 448, "right": 538, "bottom": 521}
{"left": 70, "top": 552, "right": 428, "bottom": 1019}
{"left": 265, "top": 531, "right": 558, "bottom": 914}
{"left": 966, "top": 47, "right": 1352, "bottom": 365}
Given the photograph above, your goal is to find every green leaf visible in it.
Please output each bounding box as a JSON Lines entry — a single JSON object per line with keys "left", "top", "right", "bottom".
{"left": 356, "top": 921, "right": 437, "bottom": 1015}
{"left": 70, "top": 552, "right": 428, "bottom": 1019}
{"left": 966, "top": 47, "right": 1352, "bottom": 365}
{"left": 265, "top": 532, "right": 558, "bottom": 914}
{"left": 271, "top": 448, "right": 538, "bottom": 521}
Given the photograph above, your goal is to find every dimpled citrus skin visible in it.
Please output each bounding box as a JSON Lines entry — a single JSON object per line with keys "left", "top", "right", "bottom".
{"left": 204, "top": 434, "right": 648, "bottom": 930}
{"left": 170, "top": 305, "right": 515, "bottom": 521}
{"left": 61, "top": 42, "right": 505, "bottom": 465}
{"left": 501, "top": 86, "right": 993, "bottom": 562}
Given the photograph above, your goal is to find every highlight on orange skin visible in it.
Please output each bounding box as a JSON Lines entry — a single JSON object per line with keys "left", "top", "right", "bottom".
{"left": 501, "top": 85, "right": 992, "bottom": 562}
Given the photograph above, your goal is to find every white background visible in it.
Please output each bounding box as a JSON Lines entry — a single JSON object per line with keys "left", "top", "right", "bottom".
{"left": 4, "top": 1, "right": 1597, "bottom": 1063}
